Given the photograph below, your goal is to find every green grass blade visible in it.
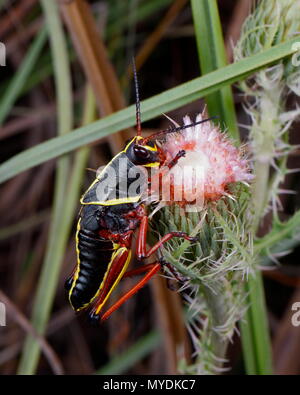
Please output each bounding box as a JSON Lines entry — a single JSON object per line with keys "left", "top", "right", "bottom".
{"left": 0, "top": 210, "right": 49, "bottom": 241}
{"left": 96, "top": 331, "right": 161, "bottom": 375}
{"left": 17, "top": 0, "right": 74, "bottom": 375}
{"left": 0, "top": 28, "right": 47, "bottom": 125}
{"left": 241, "top": 273, "right": 273, "bottom": 375}
{"left": 0, "top": 37, "right": 298, "bottom": 184}
{"left": 191, "top": 0, "right": 239, "bottom": 141}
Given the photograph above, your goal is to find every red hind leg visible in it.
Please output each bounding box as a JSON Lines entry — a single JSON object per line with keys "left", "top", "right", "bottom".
{"left": 121, "top": 262, "right": 160, "bottom": 279}
{"left": 94, "top": 262, "right": 161, "bottom": 322}
{"left": 89, "top": 214, "right": 196, "bottom": 323}
{"left": 88, "top": 247, "right": 131, "bottom": 325}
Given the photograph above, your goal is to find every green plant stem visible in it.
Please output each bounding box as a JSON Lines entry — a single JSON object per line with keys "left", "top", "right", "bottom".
{"left": 202, "top": 285, "right": 229, "bottom": 366}
{"left": 251, "top": 89, "right": 282, "bottom": 230}
{"left": 251, "top": 161, "right": 270, "bottom": 231}
{"left": 240, "top": 210, "right": 273, "bottom": 373}
{"left": 240, "top": 308, "right": 257, "bottom": 375}
{"left": 241, "top": 273, "right": 273, "bottom": 375}
{"left": 191, "top": 0, "right": 239, "bottom": 141}
{"left": 192, "top": 0, "right": 272, "bottom": 375}
{"left": 240, "top": 88, "right": 282, "bottom": 376}
{"left": 240, "top": 177, "right": 273, "bottom": 374}
{"left": 0, "top": 28, "right": 47, "bottom": 125}
{"left": 0, "top": 37, "right": 298, "bottom": 185}
{"left": 17, "top": 0, "right": 73, "bottom": 375}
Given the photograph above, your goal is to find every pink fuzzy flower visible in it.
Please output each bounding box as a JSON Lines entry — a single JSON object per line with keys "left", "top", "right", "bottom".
{"left": 150, "top": 113, "right": 253, "bottom": 208}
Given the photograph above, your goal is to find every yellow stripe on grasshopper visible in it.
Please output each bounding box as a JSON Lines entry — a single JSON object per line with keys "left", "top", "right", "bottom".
{"left": 80, "top": 195, "right": 141, "bottom": 206}
{"left": 69, "top": 219, "right": 83, "bottom": 309}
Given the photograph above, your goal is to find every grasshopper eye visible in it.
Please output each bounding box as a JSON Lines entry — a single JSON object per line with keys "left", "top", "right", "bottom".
{"left": 133, "top": 145, "right": 150, "bottom": 160}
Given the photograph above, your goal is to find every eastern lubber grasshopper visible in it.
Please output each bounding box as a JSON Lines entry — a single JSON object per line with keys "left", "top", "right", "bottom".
{"left": 65, "top": 61, "right": 213, "bottom": 324}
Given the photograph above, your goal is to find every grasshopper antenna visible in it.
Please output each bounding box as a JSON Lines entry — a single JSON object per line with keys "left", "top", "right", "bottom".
{"left": 144, "top": 116, "right": 219, "bottom": 143}
{"left": 132, "top": 57, "right": 142, "bottom": 136}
